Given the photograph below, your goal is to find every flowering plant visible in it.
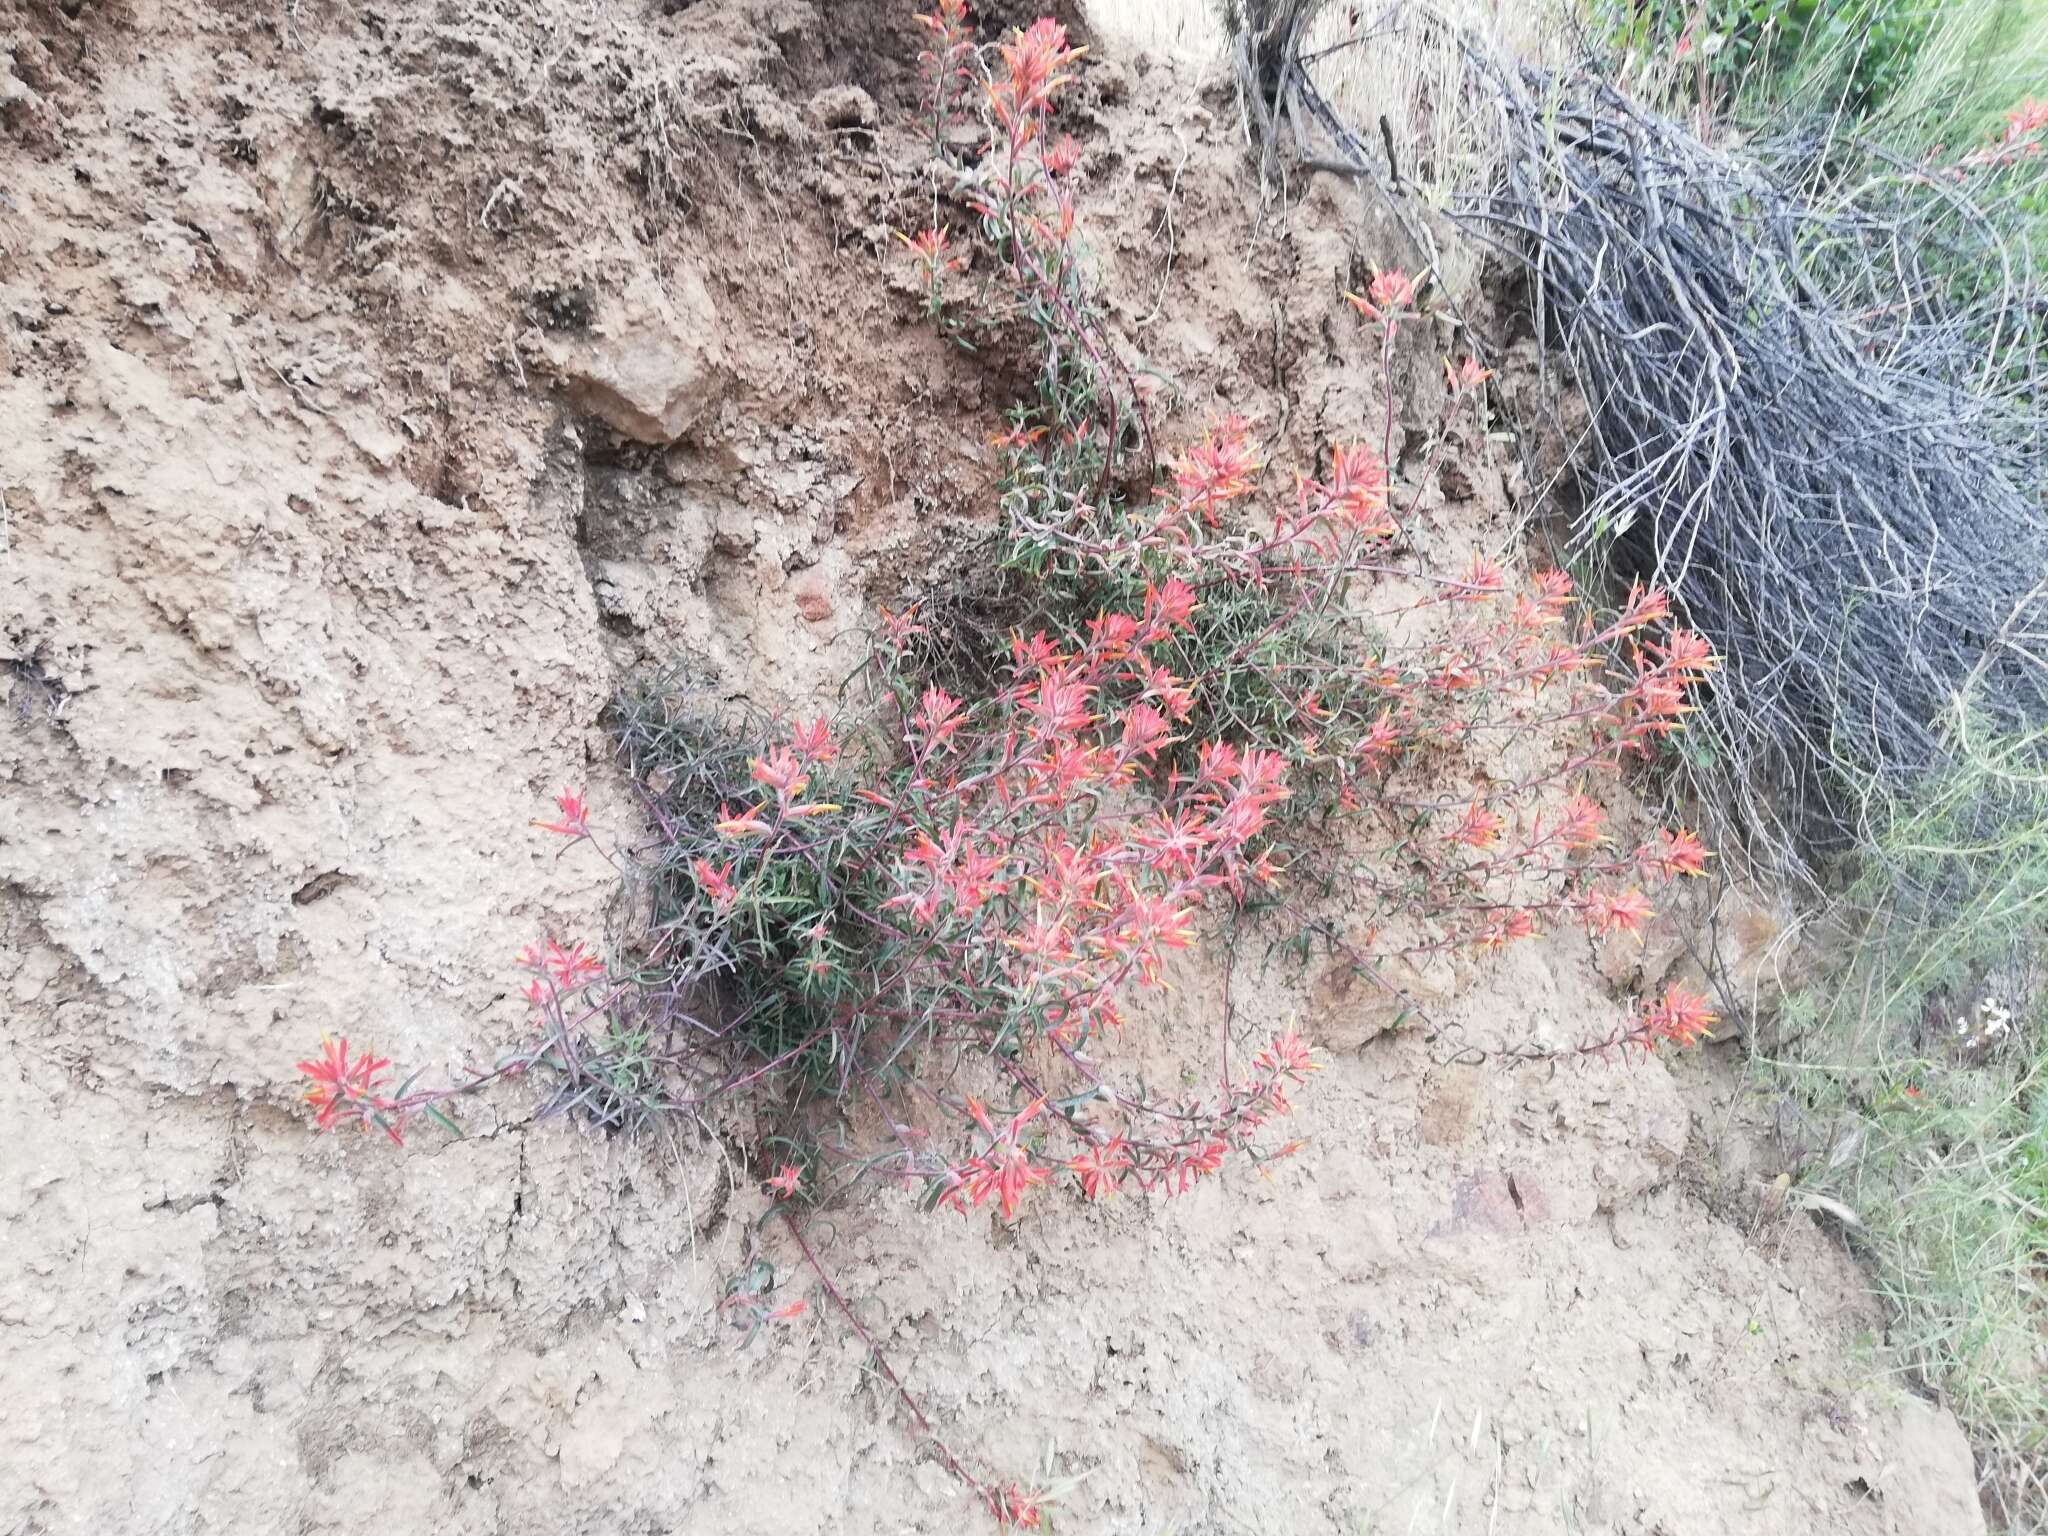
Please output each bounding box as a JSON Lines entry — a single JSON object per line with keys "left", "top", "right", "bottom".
{"left": 292, "top": 0, "right": 1715, "bottom": 1279}
{"left": 291, "top": 13, "right": 1718, "bottom": 1523}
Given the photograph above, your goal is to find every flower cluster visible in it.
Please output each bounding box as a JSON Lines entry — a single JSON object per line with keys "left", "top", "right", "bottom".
{"left": 986, "top": 19, "right": 1084, "bottom": 152}
{"left": 296, "top": 1036, "right": 400, "bottom": 1143}
{"left": 972, "top": 255, "right": 1723, "bottom": 987}
{"left": 915, "top": 0, "right": 974, "bottom": 147}
{"left": 290, "top": 22, "right": 1723, "bottom": 1525}
{"left": 1345, "top": 266, "right": 1423, "bottom": 327}
{"left": 898, "top": 225, "right": 962, "bottom": 314}
{"left": 624, "top": 567, "right": 1318, "bottom": 1216}
{"left": 1634, "top": 984, "right": 1717, "bottom": 1049}
{"left": 1958, "top": 97, "right": 2048, "bottom": 173}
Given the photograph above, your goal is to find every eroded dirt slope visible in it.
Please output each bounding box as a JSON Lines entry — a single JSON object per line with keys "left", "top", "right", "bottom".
{"left": 0, "top": 1, "right": 1984, "bottom": 1531}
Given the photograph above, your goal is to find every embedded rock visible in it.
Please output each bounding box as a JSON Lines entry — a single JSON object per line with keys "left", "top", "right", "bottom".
{"left": 535, "top": 268, "right": 726, "bottom": 445}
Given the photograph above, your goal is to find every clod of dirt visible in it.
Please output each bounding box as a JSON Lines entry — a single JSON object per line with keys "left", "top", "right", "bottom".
{"left": 528, "top": 268, "right": 728, "bottom": 444}
{"left": 809, "top": 84, "right": 877, "bottom": 131}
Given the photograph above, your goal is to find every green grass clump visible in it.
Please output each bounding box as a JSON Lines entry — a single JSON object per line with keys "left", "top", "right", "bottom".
{"left": 1599, "top": 0, "right": 2048, "bottom": 143}
{"left": 1759, "top": 720, "right": 2048, "bottom": 1524}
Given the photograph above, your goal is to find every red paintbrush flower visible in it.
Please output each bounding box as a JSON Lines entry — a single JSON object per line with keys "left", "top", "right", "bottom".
{"left": 789, "top": 716, "right": 837, "bottom": 763}
{"left": 1067, "top": 1137, "right": 1131, "bottom": 1200}
{"left": 878, "top": 603, "right": 926, "bottom": 648}
{"left": 1460, "top": 552, "right": 1507, "bottom": 598}
{"left": 714, "top": 802, "right": 772, "bottom": 839}
{"left": 1557, "top": 794, "right": 1606, "bottom": 850}
{"left": 1345, "top": 267, "right": 1422, "bottom": 322}
{"left": 999, "top": 1486, "right": 1043, "bottom": 1530}
{"left": 1324, "top": 442, "right": 1393, "bottom": 536}
{"left": 534, "top": 939, "right": 605, "bottom": 989}
{"left": 296, "top": 1035, "right": 396, "bottom": 1140}
{"left": 1119, "top": 702, "right": 1173, "bottom": 761}
{"left": 1252, "top": 1031, "right": 1319, "bottom": 1082}
{"left": 897, "top": 225, "right": 963, "bottom": 281}
{"left": 914, "top": 685, "right": 964, "bottom": 746}
{"left": 941, "top": 1098, "right": 1051, "bottom": 1220}
{"left": 1170, "top": 416, "right": 1261, "bottom": 518}
{"left": 1615, "top": 583, "right": 1672, "bottom": 632}
{"left": 1639, "top": 827, "right": 1709, "bottom": 880}
{"left": 749, "top": 747, "right": 810, "bottom": 801}
{"left": 1476, "top": 908, "right": 1539, "bottom": 949}
{"left": 532, "top": 787, "right": 590, "bottom": 839}
{"left": 1445, "top": 355, "right": 1494, "bottom": 393}
{"left": 1639, "top": 985, "right": 1716, "bottom": 1047}
{"left": 1142, "top": 577, "right": 1199, "bottom": 634}
{"left": 693, "top": 857, "right": 738, "bottom": 909}
{"left": 1446, "top": 803, "right": 1505, "bottom": 850}
{"left": 1581, "top": 886, "right": 1655, "bottom": 939}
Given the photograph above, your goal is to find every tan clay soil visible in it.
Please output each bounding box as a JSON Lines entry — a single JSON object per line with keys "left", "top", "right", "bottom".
{"left": 0, "top": 1, "right": 1988, "bottom": 1531}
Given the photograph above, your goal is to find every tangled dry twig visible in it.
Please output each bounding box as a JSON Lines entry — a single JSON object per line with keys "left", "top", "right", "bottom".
{"left": 1251, "top": 3, "right": 2048, "bottom": 870}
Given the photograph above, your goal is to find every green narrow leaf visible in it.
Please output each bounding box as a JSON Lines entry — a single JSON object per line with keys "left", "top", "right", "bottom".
{"left": 425, "top": 1105, "right": 464, "bottom": 1138}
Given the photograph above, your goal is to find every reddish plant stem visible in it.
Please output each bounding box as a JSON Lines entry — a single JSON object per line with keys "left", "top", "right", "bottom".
{"left": 779, "top": 1207, "right": 996, "bottom": 1510}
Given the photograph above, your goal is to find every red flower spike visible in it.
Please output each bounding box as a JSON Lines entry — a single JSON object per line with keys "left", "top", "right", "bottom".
{"left": 1252, "top": 1031, "right": 1319, "bottom": 1081}
{"left": 1639, "top": 827, "right": 1709, "bottom": 880}
{"left": 1087, "top": 611, "right": 1140, "bottom": 655}
{"left": 1000, "top": 1486, "right": 1044, "bottom": 1530}
{"left": 767, "top": 1164, "right": 802, "bottom": 1199}
{"left": 992, "top": 19, "right": 1085, "bottom": 128}
{"left": 1170, "top": 416, "right": 1261, "bottom": 520}
{"left": 1615, "top": 583, "right": 1672, "bottom": 632}
{"left": 1345, "top": 267, "right": 1422, "bottom": 323}
{"left": 914, "top": 685, "right": 965, "bottom": 746}
{"left": 532, "top": 787, "right": 590, "bottom": 839}
{"left": 542, "top": 939, "right": 605, "bottom": 989}
{"left": 1355, "top": 707, "right": 1403, "bottom": 766}
{"left": 963, "top": 1096, "right": 997, "bottom": 1138}
{"left": 1067, "top": 1137, "right": 1132, "bottom": 1199}
{"left": 1656, "top": 628, "right": 1717, "bottom": 674}
{"left": 1558, "top": 794, "right": 1606, "bottom": 850}
{"left": 1639, "top": 985, "right": 1716, "bottom": 1048}
{"left": 789, "top": 717, "right": 838, "bottom": 763}
{"left": 714, "top": 802, "right": 772, "bottom": 839}
{"left": 1445, "top": 355, "right": 1494, "bottom": 393}
{"left": 1582, "top": 887, "right": 1655, "bottom": 939}
{"left": 950, "top": 1145, "right": 1052, "bottom": 1221}
{"left": 1324, "top": 443, "right": 1392, "bottom": 535}
{"left": 1446, "top": 803, "right": 1505, "bottom": 850}
{"left": 1119, "top": 702, "right": 1173, "bottom": 761}
{"left": 1142, "top": 576, "right": 1199, "bottom": 634}
{"left": 878, "top": 603, "right": 926, "bottom": 647}
{"left": 1477, "top": 909, "right": 1539, "bottom": 950}
{"left": 693, "top": 857, "right": 737, "bottom": 908}
{"left": 296, "top": 1036, "right": 394, "bottom": 1135}
{"left": 897, "top": 226, "right": 963, "bottom": 282}
{"left": 1460, "top": 552, "right": 1507, "bottom": 599}
{"left": 1168, "top": 1138, "right": 1229, "bottom": 1194}
{"left": 750, "top": 747, "right": 810, "bottom": 801}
